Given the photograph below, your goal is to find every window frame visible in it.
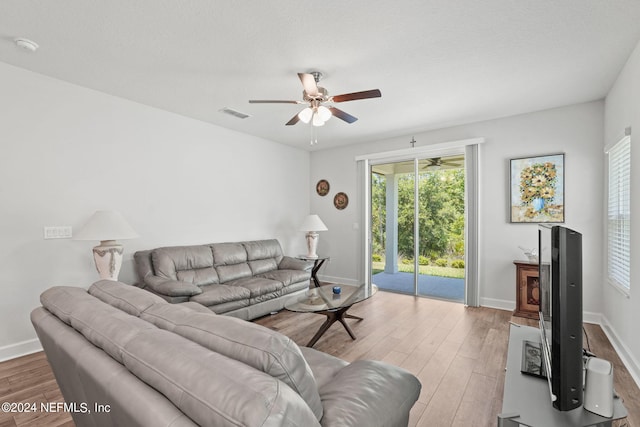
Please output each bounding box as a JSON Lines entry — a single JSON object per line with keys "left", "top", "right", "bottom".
{"left": 605, "top": 133, "right": 631, "bottom": 296}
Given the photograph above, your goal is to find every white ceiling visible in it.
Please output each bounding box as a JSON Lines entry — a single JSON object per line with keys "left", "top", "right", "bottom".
{"left": 2, "top": 1, "right": 640, "bottom": 151}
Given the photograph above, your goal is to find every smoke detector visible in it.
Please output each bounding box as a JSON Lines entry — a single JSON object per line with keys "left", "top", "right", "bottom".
{"left": 14, "top": 38, "right": 39, "bottom": 52}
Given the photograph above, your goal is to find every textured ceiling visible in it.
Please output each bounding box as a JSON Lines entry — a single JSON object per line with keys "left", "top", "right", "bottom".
{"left": 2, "top": 1, "right": 640, "bottom": 151}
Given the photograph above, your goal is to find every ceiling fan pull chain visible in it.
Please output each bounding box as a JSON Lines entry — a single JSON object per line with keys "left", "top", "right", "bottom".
{"left": 310, "top": 125, "right": 318, "bottom": 145}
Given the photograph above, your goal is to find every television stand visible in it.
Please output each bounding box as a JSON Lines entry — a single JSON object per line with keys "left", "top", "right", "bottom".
{"left": 498, "top": 324, "right": 627, "bottom": 426}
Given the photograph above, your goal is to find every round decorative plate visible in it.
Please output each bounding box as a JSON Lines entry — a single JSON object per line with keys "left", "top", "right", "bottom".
{"left": 334, "top": 192, "right": 349, "bottom": 210}
{"left": 316, "top": 179, "right": 330, "bottom": 196}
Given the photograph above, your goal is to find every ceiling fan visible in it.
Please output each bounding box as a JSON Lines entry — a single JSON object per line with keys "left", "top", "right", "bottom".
{"left": 249, "top": 71, "right": 381, "bottom": 127}
{"left": 422, "top": 156, "right": 465, "bottom": 170}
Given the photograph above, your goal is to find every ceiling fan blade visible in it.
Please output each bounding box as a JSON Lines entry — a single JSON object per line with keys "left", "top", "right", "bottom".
{"left": 285, "top": 113, "right": 301, "bottom": 126}
{"left": 329, "top": 107, "right": 358, "bottom": 124}
{"left": 249, "top": 100, "right": 300, "bottom": 104}
{"left": 298, "top": 73, "right": 319, "bottom": 96}
{"left": 331, "top": 89, "right": 382, "bottom": 103}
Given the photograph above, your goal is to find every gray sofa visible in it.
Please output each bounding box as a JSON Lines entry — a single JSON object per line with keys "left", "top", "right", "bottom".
{"left": 134, "top": 239, "right": 312, "bottom": 320}
{"left": 31, "top": 280, "right": 422, "bottom": 427}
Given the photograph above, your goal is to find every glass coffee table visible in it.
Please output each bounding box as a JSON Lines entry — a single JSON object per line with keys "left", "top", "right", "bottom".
{"left": 285, "top": 283, "right": 378, "bottom": 347}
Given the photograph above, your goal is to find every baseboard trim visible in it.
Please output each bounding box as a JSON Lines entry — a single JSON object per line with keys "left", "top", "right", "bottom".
{"left": 0, "top": 338, "right": 42, "bottom": 363}
{"left": 480, "top": 297, "right": 514, "bottom": 312}
{"left": 600, "top": 315, "right": 640, "bottom": 389}
{"left": 583, "top": 311, "right": 601, "bottom": 325}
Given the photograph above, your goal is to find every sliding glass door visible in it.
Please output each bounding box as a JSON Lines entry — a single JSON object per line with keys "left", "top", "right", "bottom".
{"left": 370, "top": 155, "right": 466, "bottom": 302}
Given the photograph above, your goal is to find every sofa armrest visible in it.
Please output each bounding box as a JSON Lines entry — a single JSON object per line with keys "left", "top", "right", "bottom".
{"left": 143, "top": 276, "right": 202, "bottom": 297}
{"left": 279, "top": 256, "right": 313, "bottom": 271}
{"left": 318, "top": 360, "right": 421, "bottom": 427}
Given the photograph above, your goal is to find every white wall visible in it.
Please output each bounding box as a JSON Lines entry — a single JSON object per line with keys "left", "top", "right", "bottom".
{"left": 603, "top": 39, "right": 640, "bottom": 382}
{"left": 0, "top": 62, "right": 310, "bottom": 360}
{"left": 311, "top": 101, "right": 605, "bottom": 315}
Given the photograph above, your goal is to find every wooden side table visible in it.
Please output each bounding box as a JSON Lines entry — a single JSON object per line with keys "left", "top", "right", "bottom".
{"left": 513, "top": 260, "right": 540, "bottom": 319}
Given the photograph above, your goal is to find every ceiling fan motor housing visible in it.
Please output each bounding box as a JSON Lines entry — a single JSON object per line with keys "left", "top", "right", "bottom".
{"left": 304, "top": 86, "right": 328, "bottom": 102}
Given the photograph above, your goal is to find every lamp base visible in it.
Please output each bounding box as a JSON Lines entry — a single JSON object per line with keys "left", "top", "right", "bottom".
{"left": 305, "top": 232, "right": 319, "bottom": 258}
{"left": 92, "top": 240, "right": 124, "bottom": 281}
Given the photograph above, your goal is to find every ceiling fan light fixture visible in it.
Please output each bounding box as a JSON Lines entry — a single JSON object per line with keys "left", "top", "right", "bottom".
{"left": 317, "top": 105, "right": 332, "bottom": 122}
{"left": 312, "top": 111, "right": 325, "bottom": 127}
{"left": 298, "top": 107, "right": 313, "bottom": 123}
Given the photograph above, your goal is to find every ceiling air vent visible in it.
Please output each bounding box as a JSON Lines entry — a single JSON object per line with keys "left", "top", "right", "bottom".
{"left": 219, "top": 107, "right": 251, "bottom": 119}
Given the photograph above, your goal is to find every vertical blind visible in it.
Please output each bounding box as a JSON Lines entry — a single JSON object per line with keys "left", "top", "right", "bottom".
{"left": 607, "top": 135, "right": 631, "bottom": 290}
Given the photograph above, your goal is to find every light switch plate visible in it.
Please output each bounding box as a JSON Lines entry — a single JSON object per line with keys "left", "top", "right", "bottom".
{"left": 44, "top": 226, "right": 72, "bottom": 239}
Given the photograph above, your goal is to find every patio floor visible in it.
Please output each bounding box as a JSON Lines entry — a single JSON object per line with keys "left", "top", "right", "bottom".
{"left": 372, "top": 271, "right": 464, "bottom": 302}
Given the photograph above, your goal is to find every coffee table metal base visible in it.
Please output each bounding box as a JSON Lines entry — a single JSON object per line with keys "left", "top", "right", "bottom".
{"left": 306, "top": 307, "right": 363, "bottom": 347}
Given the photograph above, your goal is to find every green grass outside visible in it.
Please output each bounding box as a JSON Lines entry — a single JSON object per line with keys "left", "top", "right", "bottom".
{"left": 372, "top": 261, "right": 465, "bottom": 279}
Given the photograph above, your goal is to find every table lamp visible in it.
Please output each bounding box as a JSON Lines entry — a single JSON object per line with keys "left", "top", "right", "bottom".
{"left": 299, "top": 214, "right": 328, "bottom": 258}
{"left": 74, "top": 210, "right": 139, "bottom": 281}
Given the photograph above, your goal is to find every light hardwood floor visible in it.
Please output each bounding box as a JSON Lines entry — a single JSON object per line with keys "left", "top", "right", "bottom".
{"left": 256, "top": 290, "right": 639, "bottom": 426}
{"left": 2, "top": 290, "right": 638, "bottom": 426}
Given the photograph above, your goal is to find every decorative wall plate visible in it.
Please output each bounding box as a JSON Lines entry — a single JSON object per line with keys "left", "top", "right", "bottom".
{"left": 334, "top": 192, "right": 349, "bottom": 210}
{"left": 316, "top": 179, "right": 330, "bottom": 196}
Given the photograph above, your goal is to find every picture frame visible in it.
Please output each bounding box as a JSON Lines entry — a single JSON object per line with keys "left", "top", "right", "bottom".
{"left": 333, "top": 192, "right": 349, "bottom": 210}
{"left": 510, "top": 153, "right": 564, "bottom": 223}
{"left": 316, "top": 179, "right": 330, "bottom": 196}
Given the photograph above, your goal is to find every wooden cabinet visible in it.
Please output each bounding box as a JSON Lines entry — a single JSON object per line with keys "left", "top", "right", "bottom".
{"left": 513, "top": 260, "right": 540, "bottom": 319}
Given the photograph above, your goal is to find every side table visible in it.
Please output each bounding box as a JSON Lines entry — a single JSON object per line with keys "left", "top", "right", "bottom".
{"left": 513, "top": 260, "right": 540, "bottom": 319}
{"left": 297, "top": 255, "right": 329, "bottom": 288}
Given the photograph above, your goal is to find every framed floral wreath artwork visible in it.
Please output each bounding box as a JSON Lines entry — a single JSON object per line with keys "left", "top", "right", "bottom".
{"left": 510, "top": 153, "right": 565, "bottom": 223}
{"left": 316, "top": 179, "right": 330, "bottom": 196}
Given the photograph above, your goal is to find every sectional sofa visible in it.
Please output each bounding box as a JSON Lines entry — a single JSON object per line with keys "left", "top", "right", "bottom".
{"left": 134, "top": 239, "right": 312, "bottom": 320}
{"left": 31, "top": 280, "right": 422, "bottom": 427}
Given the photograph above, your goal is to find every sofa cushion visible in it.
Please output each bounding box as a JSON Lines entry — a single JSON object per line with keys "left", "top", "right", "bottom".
{"left": 211, "top": 242, "right": 247, "bottom": 265}
{"left": 40, "top": 286, "right": 90, "bottom": 325}
{"left": 248, "top": 258, "right": 279, "bottom": 275}
{"left": 299, "top": 347, "right": 349, "bottom": 390}
{"left": 122, "top": 329, "right": 320, "bottom": 427}
{"left": 176, "top": 267, "right": 219, "bottom": 286}
{"left": 189, "top": 284, "right": 250, "bottom": 306}
{"left": 177, "top": 301, "right": 214, "bottom": 314}
{"left": 152, "top": 246, "right": 217, "bottom": 286}
{"left": 88, "top": 280, "right": 167, "bottom": 316}
{"left": 259, "top": 269, "right": 311, "bottom": 286}
{"left": 244, "top": 239, "right": 284, "bottom": 262}
{"left": 318, "top": 360, "right": 421, "bottom": 427}
{"left": 279, "top": 280, "right": 310, "bottom": 296}
{"left": 140, "top": 303, "right": 215, "bottom": 331}
{"left": 145, "top": 277, "right": 202, "bottom": 297}
{"left": 208, "top": 300, "right": 250, "bottom": 314}
{"left": 160, "top": 310, "right": 324, "bottom": 421}
{"left": 216, "top": 263, "right": 252, "bottom": 283}
{"left": 227, "top": 277, "right": 283, "bottom": 298}
{"left": 40, "top": 287, "right": 156, "bottom": 364}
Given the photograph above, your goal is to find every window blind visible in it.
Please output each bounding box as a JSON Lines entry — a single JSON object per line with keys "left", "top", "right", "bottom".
{"left": 607, "top": 135, "right": 631, "bottom": 291}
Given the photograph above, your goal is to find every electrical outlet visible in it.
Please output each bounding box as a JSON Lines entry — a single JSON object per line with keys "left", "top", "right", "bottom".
{"left": 44, "top": 226, "right": 73, "bottom": 239}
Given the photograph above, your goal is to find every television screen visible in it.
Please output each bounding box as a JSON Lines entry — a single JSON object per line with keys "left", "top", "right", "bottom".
{"left": 538, "top": 224, "right": 583, "bottom": 411}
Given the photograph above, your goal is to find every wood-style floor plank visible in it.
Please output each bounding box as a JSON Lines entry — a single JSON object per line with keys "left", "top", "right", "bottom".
{"left": 256, "top": 289, "right": 639, "bottom": 427}
{"left": 2, "top": 290, "right": 638, "bottom": 426}
{"left": 0, "top": 352, "right": 73, "bottom": 427}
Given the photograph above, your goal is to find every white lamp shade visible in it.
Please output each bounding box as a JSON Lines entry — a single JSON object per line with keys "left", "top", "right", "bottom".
{"left": 299, "top": 214, "right": 328, "bottom": 232}
{"left": 312, "top": 111, "right": 325, "bottom": 127}
{"left": 74, "top": 210, "right": 138, "bottom": 241}
{"left": 298, "top": 107, "right": 313, "bottom": 124}
{"left": 317, "top": 105, "right": 332, "bottom": 122}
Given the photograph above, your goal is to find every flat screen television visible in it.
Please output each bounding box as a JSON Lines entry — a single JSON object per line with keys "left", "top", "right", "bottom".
{"left": 538, "top": 224, "right": 583, "bottom": 411}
